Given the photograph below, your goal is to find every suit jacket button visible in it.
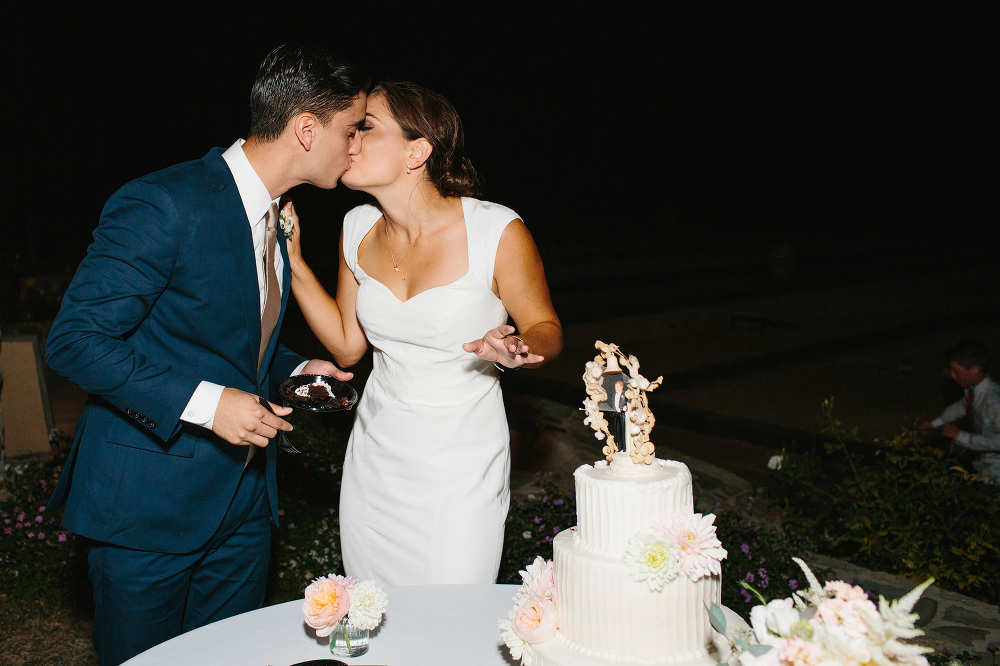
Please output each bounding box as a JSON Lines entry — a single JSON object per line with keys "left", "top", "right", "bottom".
{"left": 140, "top": 416, "right": 149, "bottom": 424}
{"left": 149, "top": 421, "right": 157, "bottom": 429}
{"left": 125, "top": 408, "right": 133, "bottom": 416}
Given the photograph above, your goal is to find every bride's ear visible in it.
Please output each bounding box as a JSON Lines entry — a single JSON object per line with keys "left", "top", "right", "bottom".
{"left": 407, "top": 138, "right": 433, "bottom": 170}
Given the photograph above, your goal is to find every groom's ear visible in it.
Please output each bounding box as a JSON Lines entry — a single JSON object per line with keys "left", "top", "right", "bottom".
{"left": 407, "top": 138, "right": 433, "bottom": 169}
{"left": 293, "top": 113, "right": 320, "bottom": 151}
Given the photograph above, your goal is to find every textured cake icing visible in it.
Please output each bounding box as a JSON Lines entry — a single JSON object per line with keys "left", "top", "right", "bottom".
{"left": 532, "top": 456, "right": 722, "bottom": 666}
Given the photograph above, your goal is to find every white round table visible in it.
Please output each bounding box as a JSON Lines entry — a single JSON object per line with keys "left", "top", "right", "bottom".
{"left": 122, "top": 583, "right": 520, "bottom": 666}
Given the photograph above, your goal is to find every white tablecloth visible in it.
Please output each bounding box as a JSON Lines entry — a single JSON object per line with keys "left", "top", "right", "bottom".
{"left": 123, "top": 583, "right": 520, "bottom": 666}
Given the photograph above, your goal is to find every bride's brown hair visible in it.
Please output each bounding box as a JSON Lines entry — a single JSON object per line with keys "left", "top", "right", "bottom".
{"left": 373, "top": 81, "right": 481, "bottom": 198}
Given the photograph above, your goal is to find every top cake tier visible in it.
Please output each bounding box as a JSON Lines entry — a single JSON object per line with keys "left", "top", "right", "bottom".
{"left": 573, "top": 458, "right": 694, "bottom": 559}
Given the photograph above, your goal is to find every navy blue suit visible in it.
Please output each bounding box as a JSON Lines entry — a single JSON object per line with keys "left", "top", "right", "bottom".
{"left": 45, "top": 147, "right": 306, "bottom": 663}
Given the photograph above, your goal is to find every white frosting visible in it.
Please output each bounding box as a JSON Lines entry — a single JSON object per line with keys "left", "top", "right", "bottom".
{"left": 294, "top": 377, "right": 333, "bottom": 399}
{"left": 574, "top": 459, "right": 693, "bottom": 559}
{"left": 531, "top": 457, "right": 719, "bottom": 666}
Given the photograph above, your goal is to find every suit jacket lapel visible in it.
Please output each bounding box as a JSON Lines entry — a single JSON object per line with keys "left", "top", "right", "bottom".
{"left": 205, "top": 149, "right": 261, "bottom": 380}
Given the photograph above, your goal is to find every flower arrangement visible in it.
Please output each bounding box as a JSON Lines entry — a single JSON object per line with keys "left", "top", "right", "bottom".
{"left": 711, "top": 557, "right": 934, "bottom": 666}
{"left": 625, "top": 511, "right": 728, "bottom": 590}
{"left": 498, "top": 556, "right": 560, "bottom": 664}
{"left": 582, "top": 341, "right": 663, "bottom": 464}
{"left": 302, "top": 574, "right": 387, "bottom": 635}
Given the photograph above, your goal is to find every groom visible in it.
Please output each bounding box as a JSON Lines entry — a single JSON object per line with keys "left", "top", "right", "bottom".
{"left": 45, "top": 45, "right": 369, "bottom": 666}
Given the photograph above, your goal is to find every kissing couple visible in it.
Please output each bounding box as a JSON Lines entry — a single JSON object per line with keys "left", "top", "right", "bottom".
{"left": 45, "top": 43, "right": 561, "bottom": 666}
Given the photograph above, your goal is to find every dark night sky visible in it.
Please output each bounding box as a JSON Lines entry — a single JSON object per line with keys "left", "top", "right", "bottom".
{"left": 7, "top": 6, "right": 996, "bottom": 275}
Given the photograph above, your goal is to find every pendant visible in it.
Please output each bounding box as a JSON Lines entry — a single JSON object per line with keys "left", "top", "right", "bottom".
{"left": 394, "top": 267, "right": 399, "bottom": 272}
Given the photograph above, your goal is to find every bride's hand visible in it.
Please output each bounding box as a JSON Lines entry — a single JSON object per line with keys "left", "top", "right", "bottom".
{"left": 463, "top": 325, "right": 544, "bottom": 369}
{"left": 281, "top": 201, "right": 302, "bottom": 262}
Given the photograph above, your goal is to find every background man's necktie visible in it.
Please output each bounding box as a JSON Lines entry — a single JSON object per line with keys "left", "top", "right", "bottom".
{"left": 258, "top": 203, "right": 281, "bottom": 373}
{"left": 965, "top": 389, "right": 977, "bottom": 434}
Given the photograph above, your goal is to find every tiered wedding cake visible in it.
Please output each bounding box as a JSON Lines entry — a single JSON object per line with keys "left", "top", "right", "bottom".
{"left": 500, "top": 342, "right": 728, "bottom": 666}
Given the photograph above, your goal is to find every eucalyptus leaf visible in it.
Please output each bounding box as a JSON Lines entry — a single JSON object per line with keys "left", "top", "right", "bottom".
{"left": 708, "top": 603, "right": 728, "bottom": 634}
{"left": 748, "top": 644, "right": 774, "bottom": 657}
{"left": 735, "top": 638, "right": 749, "bottom": 649}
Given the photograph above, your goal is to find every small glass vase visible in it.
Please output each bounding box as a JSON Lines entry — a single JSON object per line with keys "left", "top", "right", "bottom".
{"left": 330, "top": 617, "right": 370, "bottom": 657}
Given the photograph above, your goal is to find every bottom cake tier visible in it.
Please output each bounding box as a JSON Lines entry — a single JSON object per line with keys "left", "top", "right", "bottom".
{"left": 547, "top": 528, "right": 721, "bottom": 664}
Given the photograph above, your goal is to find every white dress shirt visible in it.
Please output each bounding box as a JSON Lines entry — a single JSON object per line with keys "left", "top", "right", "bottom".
{"left": 931, "top": 375, "right": 1000, "bottom": 482}
{"left": 181, "top": 140, "right": 307, "bottom": 430}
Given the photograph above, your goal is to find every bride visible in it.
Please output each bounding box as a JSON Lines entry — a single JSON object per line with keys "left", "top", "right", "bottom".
{"left": 283, "top": 81, "right": 562, "bottom": 585}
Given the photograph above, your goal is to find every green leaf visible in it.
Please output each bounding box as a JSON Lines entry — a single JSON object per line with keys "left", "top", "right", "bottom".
{"left": 708, "top": 603, "right": 728, "bottom": 635}
{"left": 748, "top": 645, "right": 774, "bottom": 657}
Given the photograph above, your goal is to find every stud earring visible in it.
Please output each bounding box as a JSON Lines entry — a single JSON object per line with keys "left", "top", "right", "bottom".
{"left": 406, "top": 163, "right": 411, "bottom": 174}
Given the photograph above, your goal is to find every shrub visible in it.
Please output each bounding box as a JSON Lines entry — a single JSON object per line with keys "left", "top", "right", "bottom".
{"left": 498, "top": 473, "right": 577, "bottom": 583}
{"left": 0, "top": 454, "right": 89, "bottom": 606}
{"left": 712, "top": 496, "right": 815, "bottom": 615}
{"left": 767, "top": 399, "right": 1000, "bottom": 605}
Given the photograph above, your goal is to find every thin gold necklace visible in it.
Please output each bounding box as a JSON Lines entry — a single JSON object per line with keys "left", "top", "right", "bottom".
{"left": 384, "top": 217, "right": 420, "bottom": 272}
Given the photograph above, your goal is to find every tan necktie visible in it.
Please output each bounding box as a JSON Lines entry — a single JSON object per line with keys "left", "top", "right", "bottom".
{"left": 258, "top": 203, "right": 281, "bottom": 373}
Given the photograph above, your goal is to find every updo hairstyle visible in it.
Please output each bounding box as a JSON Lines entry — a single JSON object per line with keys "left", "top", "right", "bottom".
{"left": 373, "top": 81, "right": 481, "bottom": 198}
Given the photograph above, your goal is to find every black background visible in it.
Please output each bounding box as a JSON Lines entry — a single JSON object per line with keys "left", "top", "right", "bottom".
{"left": 6, "top": 5, "right": 996, "bottom": 278}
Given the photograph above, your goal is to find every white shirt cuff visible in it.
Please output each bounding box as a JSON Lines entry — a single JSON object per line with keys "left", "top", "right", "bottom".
{"left": 955, "top": 430, "right": 972, "bottom": 446}
{"left": 931, "top": 417, "right": 946, "bottom": 428}
{"left": 292, "top": 360, "right": 310, "bottom": 376}
{"left": 182, "top": 381, "right": 226, "bottom": 431}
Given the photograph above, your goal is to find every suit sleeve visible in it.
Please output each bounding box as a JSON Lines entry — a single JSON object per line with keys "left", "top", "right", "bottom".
{"left": 45, "top": 180, "right": 199, "bottom": 441}
{"left": 266, "top": 343, "right": 308, "bottom": 400}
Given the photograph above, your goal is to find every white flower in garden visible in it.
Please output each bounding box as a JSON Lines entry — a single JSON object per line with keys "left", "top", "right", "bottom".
{"left": 346, "top": 579, "right": 387, "bottom": 631}
{"left": 750, "top": 598, "right": 800, "bottom": 646}
{"left": 623, "top": 532, "right": 681, "bottom": 591}
{"left": 768, "top": 455, "right": 783, "bottom": 470}
{"left": 653, "top": 512, "right": 728, "bottom": 580}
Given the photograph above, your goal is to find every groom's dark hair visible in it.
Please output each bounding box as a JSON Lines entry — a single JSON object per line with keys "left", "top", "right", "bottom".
{"left": 249, "top": 44, "right": 371, "bottom": 142}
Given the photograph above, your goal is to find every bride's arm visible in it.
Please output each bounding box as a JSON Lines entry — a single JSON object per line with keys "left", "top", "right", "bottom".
{"left": 284, "top": 203, "right": 369, "bottom": 367}
{"left": 464, "top": 219, "right": 562, "bottom": 368}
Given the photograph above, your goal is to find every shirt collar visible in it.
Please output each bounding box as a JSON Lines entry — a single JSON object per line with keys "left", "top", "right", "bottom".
{"left": 221, "top": 139, "right": 279, "bottom": 226}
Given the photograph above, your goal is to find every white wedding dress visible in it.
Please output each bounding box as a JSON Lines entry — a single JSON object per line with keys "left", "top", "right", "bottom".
{"left": 339, "top": 198, "right": 515, "bottom": 586}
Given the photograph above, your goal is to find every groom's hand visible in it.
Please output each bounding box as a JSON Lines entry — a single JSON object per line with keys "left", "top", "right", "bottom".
{"left": 301, "top": 359, "right": 354, "bottom": 380}
{"left": 213, "top": 388, "right": 293, "bottom": 447}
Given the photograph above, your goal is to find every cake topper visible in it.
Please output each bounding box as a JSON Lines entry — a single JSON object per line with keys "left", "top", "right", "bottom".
{"left": 582, "top": 341, "right": 663, "bottom": 464}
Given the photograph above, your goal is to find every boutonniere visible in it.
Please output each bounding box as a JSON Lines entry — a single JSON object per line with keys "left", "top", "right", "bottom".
{"left": 279, "top": 209, "right": 294, "bottom": 239}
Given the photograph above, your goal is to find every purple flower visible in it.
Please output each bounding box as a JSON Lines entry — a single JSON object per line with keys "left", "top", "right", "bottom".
{"left": 789, "top": 579, "right": 798, "bottom": 590}
{"left": 741, "top": 543, "right": 750, "bottom": 555}
{"left": 745, "top": 572, "right": 754, "bottom": 583}
{"left": 35, "top": 515, "right": 44, "bottom": 524}
{"left": 985, "top": 642, "right": 998, "bottom": 654}
{"left": 740, "top": 588, "right": 751, "bottom": 603}
{"left": 17, "top": 512, "right": 25, "bottom": 522}
{"left": 37, "top": 533, "right": 45, "bottom": 540}
{"left": 553, "top": 499, "right": 565, "bottom": 506}
{"left": 3, "top": 528, "right": 10, "bottom": 535}
{"left": 27, "top": 532, "right": 35, "bottom": 538}
{"left": 58, "top": 533, "right": 67, "bottom": 543}
{"left": 533, "top": 517, "right": 541, "bottom": 525}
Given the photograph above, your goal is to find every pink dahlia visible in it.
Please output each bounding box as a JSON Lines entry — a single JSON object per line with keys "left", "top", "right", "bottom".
{"left": 654, "top": 512, "right": 728, "bottom": 580}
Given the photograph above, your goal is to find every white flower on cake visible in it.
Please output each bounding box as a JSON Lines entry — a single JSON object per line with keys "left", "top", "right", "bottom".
{"left": 513, "top": 556, "right": 556, "bottom": 605}
{"left": 346, "top": 579, "right": 388, "bottom": 631}
{"left": 623, "top": 532, "right": 681, "bottom": 591}
{"left": 653, "top": 512, "right": 728, "bottom": 580}
{"left": 499, "top": 556, "right": 559, "bottom": 663}
{"left": 711, "top": 558, "right": 934, "bottom": 666}
{"left": 498, "top": 607, "right": 535, "bottom": 664}
{"left": 512, "top": 596, "right": 559, "bottom": 644}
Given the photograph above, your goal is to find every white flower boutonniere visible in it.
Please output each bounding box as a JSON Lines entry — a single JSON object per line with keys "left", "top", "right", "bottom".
{"left": 279, "top": 209, "right": 294, "bottom": 239}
